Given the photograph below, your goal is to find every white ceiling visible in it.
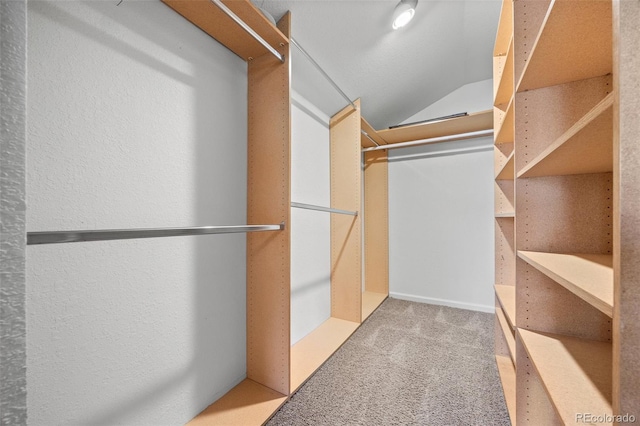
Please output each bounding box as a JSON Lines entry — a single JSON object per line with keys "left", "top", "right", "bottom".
{"left": 258, "top": 0, "right": 501, "bottom": 129}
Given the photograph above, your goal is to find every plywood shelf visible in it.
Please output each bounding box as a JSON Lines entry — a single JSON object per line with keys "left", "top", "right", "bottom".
{"left": 493, "top": 0, "right": 513, "bottom": 56}
{"left": 162, "top": 0, "right": 289, "bottom": 62}
{"left": 361, "top": 117, "right": 388, "bottom": 148}
{"left": 494, "top": 38, "right": 514, "bottom": 107}
{"left": 187, "top": 379, "right": 287, "bottom": 426}
{"left": 496, "top": 307, "right": 515, "bottom": 362}
{"left": 517, "top": 93, "right": 613, "bottom": 178}
{"left": 495, "top": 355, "right": 516, "bottom": 424}
{"left": 495, "top": 285, "right": 515, "bottom": 329}
{"left": 376, "top": 110, "right": 493, "bottom": 145}
{"left": 494, "top": 98, "right": 514, "bottom": 145}
{"left": 495, "top": 151, "right": 514, "bottom": 180}
{"left": 518, "top": 329, "right": 612, "bottom": 424}
{"left": 290, "top": 317, "right": 359, "bottom": 392}
{"left": 516, "top": 0, "right": 612, "bottom": 93}
{"left": 518, "top": 251, "right": 613, "bottom": 318}
{"left": 362, "top": 291, "right": 387, "bottom": 322}
{"left": 495, "top": 212, "right": 515, "bottom": 218}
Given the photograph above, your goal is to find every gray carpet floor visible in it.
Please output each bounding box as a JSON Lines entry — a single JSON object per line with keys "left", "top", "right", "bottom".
{"left": 268, "top": 298, "right": 510, "bottom": 426}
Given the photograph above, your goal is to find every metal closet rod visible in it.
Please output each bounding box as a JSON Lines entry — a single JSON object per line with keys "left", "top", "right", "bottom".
{"left": 361, "top": 129, "right": 495, "bottom": 152}
{"left": 210, "top": 0, "right": 285, "bottom": 63}
{"left": 361, "top": 130, "right": 380, "bottom": 147}
{"left": 291, "top": 202, "right": 358, "bottom": 216}
{"left": 27, "top": 223, "right": 285, "bottom": 245}
{"left": 290, "top": 37, "right": 356, "bottom": 110}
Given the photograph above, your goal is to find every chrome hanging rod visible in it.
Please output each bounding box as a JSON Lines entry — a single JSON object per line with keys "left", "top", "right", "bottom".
{"left": 291, "top": 202, "right": 357, "bottom": 216}
{"left": 210, "top": 0, "right": 285, "bottom": 63}
{"left": 361, "top": 130, "right": 380, "bottom": 147}
{"left": 290, "top": 37, "right": 356, "bottom": 110}
{"left": 361, "top": 129, "right": 494, "bottom": 152}
{"left": 27, "top": 223, "right": 285, "bottom": 245}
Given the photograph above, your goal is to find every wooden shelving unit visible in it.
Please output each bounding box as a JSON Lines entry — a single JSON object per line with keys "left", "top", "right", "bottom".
{"left": 494, "top": 38, "right": 514, "bottom": 107}
{"left": 496, "top": 307, "right": 515, "bottom": 361}
{"left": 495, "top": 355, "right": 516, "bottom": 423}
{"left": 491, "top": 0, "right": 640, "bottom": 424}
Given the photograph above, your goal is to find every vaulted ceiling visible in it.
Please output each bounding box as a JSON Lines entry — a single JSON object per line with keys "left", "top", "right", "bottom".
{"left": 259, "top": 0, "right": 501, "bottom": 129}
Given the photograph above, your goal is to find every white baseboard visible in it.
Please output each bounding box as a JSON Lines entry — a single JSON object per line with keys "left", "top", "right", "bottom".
{"left": 389, "top": 292, "right": 495, "bottom": 314}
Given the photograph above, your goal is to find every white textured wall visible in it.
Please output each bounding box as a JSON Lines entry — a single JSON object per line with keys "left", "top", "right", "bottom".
{"left": 26, "top": 1, "right": 247, "bottom": 425}
{"left": 388, "top": 80, "right": 495, "bottom": 313}
{"left": 290, "top": 91, "right": 331, "bottom": 345}
{"left": 401, "top": 79, "right": 493, "bottom": 125}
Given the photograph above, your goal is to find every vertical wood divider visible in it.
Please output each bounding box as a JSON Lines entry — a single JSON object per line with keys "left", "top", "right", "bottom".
{"left": 364, "top": 149, "right": 389, "bottom": 295}
{"left": 330, "top": 100, "right": 362, "bottom": 323}
{"left": 246, "top": 12, "right": 291, "bottom": 396}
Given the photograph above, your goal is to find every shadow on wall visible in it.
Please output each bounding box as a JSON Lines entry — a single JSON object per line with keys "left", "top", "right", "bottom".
{"left": 27, "top": 1, "right": 248, "bottom": 425}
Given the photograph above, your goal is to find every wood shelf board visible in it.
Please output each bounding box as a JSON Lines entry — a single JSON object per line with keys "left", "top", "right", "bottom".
{"left": 377, "top": 110, "right": 493, "bottom": 145}
{"left": 495, "top": 99, "right": 514, "bottom": 144}
{"left": 495, "top": 285, "right": 516, "bottom": 329}
{"left": 162, "top": 0, "right": 289, "bottom": 62}
{"left": 361, "top": 116, "right": 388, "bottom": 147}
{"left": 517, "top": 0, "right": 612, "bottom": 93}
{"left": 364, "top": 150, "right": 389, "bottom": 296}
{"left": 495, "top": 355, "right": 517, "bottom": 424}
{"left": 495, "top": 212, "right": 515, "bottom": 218}
{"left": 518, "top": 93, "right": 613, "bottom": 178}
{"left": 187, "top": 379, "right": 287, "bottom": 426}
{"left": 518, "top": 329, "right": 613, "bottom": 424}
{"left": 493, "top": 0, "right": 513, "bottom": 56}
{"left": 494, "top": 38, "right": 514, "bottom": 106}
{"left": 518, "top": 251, "right": 613, "bottom": 318}
{"left": 495, "top": 150, "right": 515, "bottom": 180}
{"left": 290, "top": 317, "right": 359, "bottom": 392}
{"left": 494, "top": 180, "right": 515, "bottom": 218}
{"left": 362, "top": 291, "right": 387, "bottom": 322}
{"left": 496, "top": 307, "right": 516, "bottom": 362}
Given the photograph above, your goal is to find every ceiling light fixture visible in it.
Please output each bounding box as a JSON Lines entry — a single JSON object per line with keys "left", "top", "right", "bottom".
{"left": 392, "top": 0, "right": 418, "bottom": 30}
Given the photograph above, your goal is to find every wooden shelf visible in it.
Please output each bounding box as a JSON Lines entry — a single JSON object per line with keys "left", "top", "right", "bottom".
{"left": 493, "top": 0, "right": 513, "bottom": 56}
{"left": 494, "top": 38, "right": 514, "bottom": 107}
{"left": 362, "top": 291, "right": 387, "bottom": 322}
{"left": 495, "top": 212, "right": 515, "bottom": 218}
{"left": 518, "top": 251, "right": 613, "bottom": 318}
{"left": 494, "top": 285, "right": 515, "bottom": 329}
{"left": 495, "top": 355, "right": 516, "bottom": 424}
{"left": 518, "top": 93, "right": 613, "bottom": 178}
{"left": 376, "top": 110, "right": 493, "bottom": 145}
{"left": 162, "top": 0, "right": 289, "bottom": 62}
{"left": 517, "top": 0, "right": 612, "bottom": 93}
{"left": 496, "top": 307, "right": 515, "bottom": 362}
{"left": 361, "top": 117, "right": 388, "bottom": 148}
{"left": 494, "top": 98, "right": 514, "bottom": 145}
{"left": 187, "top": 379, "right": 287, "bottom": 426}
{"left": 518, "top": 329, "right": 612, "bottom": 424}
{"left": 495, "top": 151, "right": 514, "bottom": 180}
{"left": 290, "top": 317, "right": 359, "bottom": 392}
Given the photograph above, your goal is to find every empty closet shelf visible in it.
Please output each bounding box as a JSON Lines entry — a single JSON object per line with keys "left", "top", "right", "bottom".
{"left": 291, "top": 202, "right": 357, "bottom": 216}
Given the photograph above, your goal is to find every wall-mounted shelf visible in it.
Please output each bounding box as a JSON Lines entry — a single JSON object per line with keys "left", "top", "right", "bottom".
{"left": 495, "top": 355, "right": 516, "bottom": 424}
{"left": 518, "top": 251, "right": 613, "bottom": 318}
{"left": 495, "top": 285, "right": 515, "bottom": 329}
{"left": 496, "top": 307, "right": 515, "bottom": 362}
{"left": 376, "top": 110, "right": 493, "bottom": 145}
{"left": 360, "top": 117, "right": 387, "bottom": 148}
{"left": 516, "top": 0, "right": 612, "bottom": 93}
{"left": 518, "top": 329, "right": 612, "bottom": 424}
{"left": 494, "top": 99, "right": 513, "bottom": 144}
{"left": 494, "top": 38, "right": 514, "bottom": 107}
{"left": 517, "top": 93, "right": 613, "bottom": 178}
{"left": 495, "top": 212, "right": 515, "bottom": 218}
{"left": 495, "top": 151, "right": 514, "bottom": 180}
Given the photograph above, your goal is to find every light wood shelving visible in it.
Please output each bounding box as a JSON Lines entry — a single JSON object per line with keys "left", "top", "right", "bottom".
{"left": 496, "top": 307, "right": 515, "bottom": 361}
{"left": 495, "top": 150, "right": 514, "bottom": 180}
{"left": 362, "top": 291, "right": 387, "bottom": 322}
{"left": 495, "top": 355, "right": 516, "bottom": 424}
{"left": 519, "top": 329, "right": 613, "bottom": 424}
{"left": 494, "top": 38, "right": 514, "bottom": 107}
{"left": 518, "top": 251, "right": 613, "bottom": 318}
{"left": 494, "top": 99, "right": 513, "bottom": 145}
{"left": 495, "top": 285, "right": 515, "bottom": 329}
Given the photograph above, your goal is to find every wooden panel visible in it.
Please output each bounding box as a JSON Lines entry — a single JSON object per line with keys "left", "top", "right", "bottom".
{"left": 361, "top": 117, "right": 388, "bottom": 147}
{"left": 494, "top": 142, "right": 514, "bottom": 175}
{"left": 517, "top": 0, "right": 612, "bottom": 93}
{"left": 362, "top": 291, "right": 386, "bottom": 322}
{"left": 330, "top": 100, "right": 362, "bottom": 323}
{"left": 516, "top": 258, "right": 612, "bottom": 342}
{"left": 514, "top": 75, "right": 612, "bottom": 174}
{"left": 513, "top": 0, "right": 551, "bottom": 86}
{"left": 290, "top": 317, "right": 359, "bottom": 392}
{"left": 496, "top": 307, "right": 515, "bottom": 361}
{"left": 516, "top": 335, "right": 563, "bottom": 426}
{"left": 495, "top": 355, "right": 516, "bottom": 424}
{"left": 518, "top": 251, "right": 613, "bottom": 317}
{"left": 518, "top": 93, "right": 613, "bottom": 178}
{"left": 246, "top": 13, "right": 290, "bottom": 395}
{"left": 494, "top": 38, "right": 514, "bottom": 106}
{"left": 496, "top": 151, "right": 514, "bottom": 180}
{"left": 495, "top": 180, "right": 514, "bottom": 217}
{"left": 493, "top": 0, "right": 513, "bottom": 56}
{"left": 494, "top": 99, "right": 514, "bottom": 144}
{"left": 187, "top": 379, "right": 287, "bottom": 426}
{"left": 495, "top": 216, "right": 515, "bottom": 287}
{"left": 613, "top": 1, "right": 640, "bottom": 413}
{"left": 377, "top": 110, "right": 493, "bottom": 144}
{"left": 162, "top": 0, "right": 289, "bottom": 62}
{"left": 364, "top": 149, "right": 388, "bottom": 296}
{"left": 495, "top": 308, "right": 511, "bottom": 359}
{"left": 495, "top": 285, "right": 516, "bottom": 329}
{"left": 519, "top": 329, "right": 613, "bottom": 425}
